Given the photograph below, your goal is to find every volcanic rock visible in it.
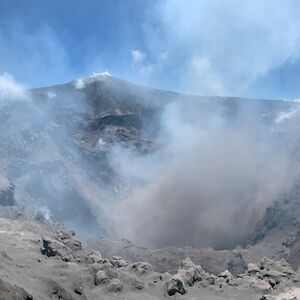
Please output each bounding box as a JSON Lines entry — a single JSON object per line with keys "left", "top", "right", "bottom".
{"left": 94, "top": 270, "right": 110, "bottom": 286}
{"left": 57, "top": 229, "right": 82, "bottom": 251}
{"left": 131, "top": 261, "right": 152, "bottom": 275}
{"left": 41, "top": 236, "right": 75, "bottom": 262}
{"left": 106, "top": 278, "right": 123, "bottom": 292}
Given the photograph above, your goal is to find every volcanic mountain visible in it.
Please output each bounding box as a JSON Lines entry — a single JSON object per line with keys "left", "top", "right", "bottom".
{"left": 1, "top": 74, "right": 300, "bottom": 299}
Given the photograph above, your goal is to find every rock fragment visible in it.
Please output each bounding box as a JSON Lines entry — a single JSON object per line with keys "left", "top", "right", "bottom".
{"left": 166, "top": 257, "right": 207, "bottom": 296}
{"left": 131, "top": 279, "right": 144, "bottom": 290}
{"left": 41, "top": 236, "right": 74, "bottom": 262}
{"left": 249, "top": 279, "right": 272, "bottom": 293}
{"left": 131, "top": 262, "right": 152, "bottom": 275}
{"left": 57, "top": 229, "right": 82, "bottom": 251}
{"left": 166, "top": 274, "right": 187, "bottom": 296}
{"left": 110, "top": 256, "right": 128, "bottom": 268}
{"left": 87, "top": 250, "right": 102, "bottom": 264}
{"left": 94, "top": 270, "right": 110, "bottom": 286}
{"left": 218, "top": 269, "right": 233, "bottom": 279}
{"left": 106, "top": 279, "right": 123, "bottom": 292}
{"left": 247, "top": 263, "right": 260, "bottom": 276}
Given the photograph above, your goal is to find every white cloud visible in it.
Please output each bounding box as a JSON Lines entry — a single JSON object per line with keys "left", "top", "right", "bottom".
{"left": 131, "top": 49, "right": 145, "bottom": 65}
{"left": 131, "top": 49, "right": 158, "bottom": 78}
{"left": 142, "top": 0, "right": 300, "bottom": 96}
{"left": 0, "top": 73, "right": 29, "bottom": 101}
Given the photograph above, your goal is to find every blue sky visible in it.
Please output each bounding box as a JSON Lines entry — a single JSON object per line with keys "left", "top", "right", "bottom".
{"left": 0, "top": 0, "right": 300, "bottom": 99}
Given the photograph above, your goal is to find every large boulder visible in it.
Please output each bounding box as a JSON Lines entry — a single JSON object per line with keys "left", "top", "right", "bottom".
{"left": 218, "top": 269, "right": 233, "bottom": 279}
{"left": 166, "top": 274, "right": 187, "bottom": 296}
{"left": 94, "top": 270, "right": 110, "bottom": 286}
{"left": 166, "top": 257, "right": 207, "bottom": 296}
{"left": 130, "top": 279, "right": 145, "bottom": 290}
{"left": 91, "top": 259, "right": 119, "bottom": 282}
{"left": 260, "top": 257, "right": 294, "bottom": 277}
{"left": 131, "top": 262, "right": 152, "bottom": 275}
{"left": 0, "top": 176, "right": 16, "bottom": 206}
{"left": 248, "top": 278, "right": 272, "bottom": 294}
{"left": 246, "top": 263, "right": 260, "bottom": 276}
{"left": 180, "top": 257, "right": 207, "bottom": 285}
{"left": 110, "top": 256, "right": 128, "bottom": 268}
{"left": 258, "top": 257, "right": 294, "bottom": 287}
{"left": 91, "top": 260, "right": 113, "bottom": 274}
{"left": 87, "top": 250, "right": 102, "bottom": 264}
{"left": 106, "top": 279, "right": 123, "bottom": 292}
{"left": 41, "top": 236, "right": 75, "bottom": 262}
{"left": 56, "top": 229, "right": 82, "bottom": 252}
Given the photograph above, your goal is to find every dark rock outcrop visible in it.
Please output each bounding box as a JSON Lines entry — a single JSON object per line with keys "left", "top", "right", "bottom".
{"left": 41, "top": 236, "right": 75, "bottom": 262}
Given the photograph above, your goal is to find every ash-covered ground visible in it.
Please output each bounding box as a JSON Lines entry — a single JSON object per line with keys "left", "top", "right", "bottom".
{"left": 1, "top": 74, "right": 300, "bottom": 299}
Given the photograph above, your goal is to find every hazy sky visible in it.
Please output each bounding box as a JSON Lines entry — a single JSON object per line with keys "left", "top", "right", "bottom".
{"left": 0, "top": 0, "right": 300, "bottom": 99}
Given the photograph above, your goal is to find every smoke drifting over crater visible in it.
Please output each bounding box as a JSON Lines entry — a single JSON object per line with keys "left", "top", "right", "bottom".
{"left": 112, "top": 99, "right": 300, "bottom": 249}
{"left": 1, "top": 72, "right": 300, "bottom": 251}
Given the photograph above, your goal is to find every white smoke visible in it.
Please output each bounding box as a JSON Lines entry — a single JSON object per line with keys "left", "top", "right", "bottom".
{"left": 73, "top": 71, "right": 112, "bottom": 89}
{"left": 0, "top": 73, "right": 29, "bottom": 102}
{"left": 275, "top": 107, "right": 300, "bottom": 124}
{"left": 111, "top": 99, "right": 297, "bottom": 249}
{"left": 74, "top": 78, "right": 85, "bottom": 89}
{"left": 136, "top": 0, "right": 300, "bottom": 98}
{"left": 40, "top": 205, "right": 51, "bottom": 220}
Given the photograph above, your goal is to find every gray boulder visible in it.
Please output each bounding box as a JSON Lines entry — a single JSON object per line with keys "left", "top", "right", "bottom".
{"left": 94, "top": 270, "right": 110, "bottom": 286}
{"left": 57, "top": 229, "right": 82, "bottom": 252}
{"left": 247, "top": 263, "right": 260, "bottom": 276}
{"left": 110, "top": 256, "right": 128, "bottom": 268}
{"left": 218, "top": 269, "right": 233, "bottom": 279}
{"left": 131, "top": 279, "right": 144, "bottom": 290}
{"left": 166, "top": 257, "right": 207, "bottom": 296}
{"left": 41, "top": 236, "right": 74, "bottom": 262}
{"left": 180, "top": 257, "right": 207, "bottom": 285}
{"left": 87, "top": 250, "right": 102, "bottom": 264}
{"left": 91, "top": 260, "right": 113, "bottom": 274}
{"left": 166, "top": 274, "right": 187, "bottom": 296}
{"left": 106, "top": 279, "right": 123, "bottom": 292}
{"left": 249, "top": 279, "right": 272, "bottom": 294}
{"left": 260, "top": 257, "right": 294, "bottom": 277}
{"left": 131, "top": 262, "right": 152, "bottom": 275}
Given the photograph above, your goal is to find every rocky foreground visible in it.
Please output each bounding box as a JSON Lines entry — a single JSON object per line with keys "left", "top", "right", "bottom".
{"left": 1, "top": 174, "right": 300, "bottom": 299}
{"left": 0, "top": 207, "right": 299, "bottom": 300}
